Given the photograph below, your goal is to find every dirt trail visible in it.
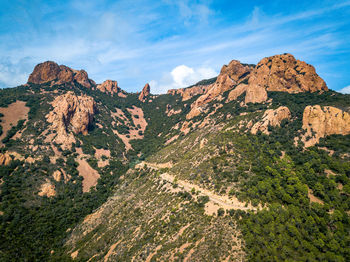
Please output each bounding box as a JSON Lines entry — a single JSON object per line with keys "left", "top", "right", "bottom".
{"left": 138, "top": 162, "right": 255, "bottom": 212}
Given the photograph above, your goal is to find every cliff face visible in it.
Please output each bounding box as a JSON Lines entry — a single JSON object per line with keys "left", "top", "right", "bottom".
{"left": 245, "top": 53, "right": 328, "bottom": 104}
{"left": 302, "top": 105, "right": 350, "bottom": 147}
{"left": 187, "top": 60, "right": 252, "bottom": 119}
{"left": 138, "top": 83, "right": 150, "bottom": 102}
{"left": 46, "top": 91, "right": 96, "bottom": 148}
{"left": 28, "top": 61, "right": 96, "bottom": 88}
{"left": 251, "top": 106, "right": 291, "bottom": 134}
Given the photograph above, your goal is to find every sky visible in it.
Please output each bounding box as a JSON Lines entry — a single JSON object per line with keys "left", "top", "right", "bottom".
{"left": 0, "top": 0, "right": 350, "bottom": 94}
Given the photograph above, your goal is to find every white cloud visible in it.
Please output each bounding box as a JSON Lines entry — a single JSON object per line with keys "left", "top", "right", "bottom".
{"left": 339, "top": 85, "right": 350, "bottom": 94}
{"left": 150, "top": 65, "right": 217, "bottom": 94}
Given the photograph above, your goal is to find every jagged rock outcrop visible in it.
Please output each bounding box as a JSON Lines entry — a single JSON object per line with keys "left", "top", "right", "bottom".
{"left": 168, "top": 84, "right": 212, "bottom": 101}
{"left": 28, "top": 61, "right": 96, "bottom": 88}
{"left": 46, "top": 91, "right": 96, "bottom": 148}
{"left": 96, "top": 80, "right": 126, "bottom": 97}
{"left": 139, "top": 83, "right": 150, "bottom": 102}
{"left": 227, "top": 83, "right": 248, "bottom": 102}
{"left": 302, "top": 105, "right": 350, "bottom": 147}
{"left": 0, "top": 153, "right": 11, "bottom": 166}
{"left": 187, "top": 60, "right": 252, "bottom": 119}
{"left": 251, "top": 106, "right": 291, "bottom": 134}
{"left": 245, "top": 53, "right": 328, "bottom": 104}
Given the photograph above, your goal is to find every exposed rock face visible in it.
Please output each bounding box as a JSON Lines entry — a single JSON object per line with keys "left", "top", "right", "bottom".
{"left": 245, "top": 53, "right": 328, "bottom": 104}
{"left": 251, "top": 106, "right": 291, "bottom": 134}
{"left": 38, "top": 180, "right": 56, "bottom": 197}
{"left": 168, "top": 85, "right": 212, "bottom": 101}
{"left": 227, "top": 83, "right": 248, "bottom": 102}
{"left": 139, "top": 83, "right": 150, "bottom": 102}
{"left": 96, "top": 80, "right": 126, "bottom": 96}
{"left": 187, "top": 60, "right": 252, "bottom": 119}
{"left": 0, "top": 153, "right": 11, "bottom": 165}
{"left": 302, "top": 105, "right": 350, "bottom": 147}
{"left": 28, "top": 61, "right": 95, "bottom": 88}
{"left": 46, "top": 91, "right": 96, "bottom": 148}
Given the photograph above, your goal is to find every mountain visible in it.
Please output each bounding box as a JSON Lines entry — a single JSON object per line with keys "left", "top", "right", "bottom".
{"left": 0, "top": 54, "right": 349, "bottom": 261}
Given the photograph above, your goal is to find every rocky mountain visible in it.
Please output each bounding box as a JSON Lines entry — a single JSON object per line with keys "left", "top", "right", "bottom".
{"left": 0, "top": 53, "right": 349, "bottom": 262}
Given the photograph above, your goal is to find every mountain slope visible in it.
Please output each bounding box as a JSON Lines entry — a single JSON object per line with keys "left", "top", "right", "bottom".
{"left": 0, "top": 54, "right": 349, "bottom": 261}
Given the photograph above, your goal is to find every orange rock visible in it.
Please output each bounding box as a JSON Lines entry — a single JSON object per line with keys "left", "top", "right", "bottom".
{"left": 187, "top": 60, "right": 252, "bottom": 119}
{"left": 0, "top": 153, "right": 11, "bottom": 165}
{"left": 28, "top": 61, "right": 95, "bottom": 88}
{"left": 139, "top": 83, "right": 150, "bottom": 102}
{"left": 46, "top": 91, "right": 96, "bottom": 149}
{"left": 245, "top": 53, "right": 328, "bottom": 104}
{"left": 302, "top": 105, "right": 350, "bottom": 147}
{"left": 38, "top": 180, "right": 56, "bottom": 197}
{"left": 227, "top": 83, "right": 248, "bottom": 102}
{"left": 96, "top": 80, "right": 123, "bottom": 96}
{"left": 251, "top": 106, "right": 291, "bottom": 134}
{"left": 168, "top": 84, "right": 211, "bottom": 101}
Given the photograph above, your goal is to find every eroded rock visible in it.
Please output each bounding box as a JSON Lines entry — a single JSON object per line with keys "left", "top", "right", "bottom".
{"left": 139, "top": 83, "right": 150, "bottom": 102}
{"left": 28, "top": 61, "right": 95, "bottom": 88}
{"left": 46, "top": 91, "right": 96, "bottom": 149}
{"left": 245, "top": 53, "right": 328, "bottom": 104}
{"left": 0, "top": 153, "right": 11, "bottom": 166}
{"left": 251, "top": 106, "right": 291, "bottom": 134}
{"left": 302, "top": 105, "right": 350, "bottom": 147}
{"left": 187, "top": 60, "right": 252, "bottom": 119}
{"left": 96, "top": 80, "right": 126, "bottom": 96}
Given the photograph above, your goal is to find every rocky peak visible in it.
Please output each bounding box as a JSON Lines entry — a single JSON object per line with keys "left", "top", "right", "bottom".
{"left": 28, "top": 61, "right": 95, "bottom": 88}
{"left": 96, "top": 80, "right": 124, "bottom": 96}
{"left": 186, "top": 60, "right": 252, "bottom": 119}
{"left": 245, "top": 53, "right": 328, "bottom": 104}
{"left": 139, "top": 83, "right": 150, "bottom": 102}
{"left": 302, "top": 105, "right": 350, "bottom": 147}
{"left": 46, "top": 91, "right": 96, "bottom": 149}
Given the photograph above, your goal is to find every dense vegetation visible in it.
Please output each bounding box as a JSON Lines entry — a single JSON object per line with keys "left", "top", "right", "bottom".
{"left": 0, "top": 80, "right": 349, "bottom": 261}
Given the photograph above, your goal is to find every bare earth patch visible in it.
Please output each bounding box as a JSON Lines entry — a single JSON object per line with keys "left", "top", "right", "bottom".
{"left": 308, "top": 188, "right": 324, "bottom": 204}
{"left": 0, "top": 101, "right": 29, "bottom": 144}
{"left": 76, "top": 158, "right": 100, "bottom": 192}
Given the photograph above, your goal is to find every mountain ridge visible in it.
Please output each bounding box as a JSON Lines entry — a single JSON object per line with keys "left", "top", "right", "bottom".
{"left": 0, "top": 53, "right": 349, "bottom": 261}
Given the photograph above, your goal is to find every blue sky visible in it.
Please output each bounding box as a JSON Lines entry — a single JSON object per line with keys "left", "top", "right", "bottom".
{"left": 1, "top": 0, "right": 350, "bottom": 94}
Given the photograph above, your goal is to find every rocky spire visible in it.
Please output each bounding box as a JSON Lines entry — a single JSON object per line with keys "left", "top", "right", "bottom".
{"left": 138, "top": 83, "right": 150, "bottom": 102}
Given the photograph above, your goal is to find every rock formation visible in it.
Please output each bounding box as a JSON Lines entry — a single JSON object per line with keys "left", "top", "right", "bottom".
{"left": 302, "top": 105, "right": 350, "bottom": 147}
{"left": 187, "top": 60, "right": 252, "bottom": 119}
{"left": 245, "top": 53, "right": 328, "bottom": 104}
{"left": 96, "top": 80, "right": 126, "bottom": 97}
{"left": 139, "top": 83, "right": 150, "bottom": 102}
{"left": 168, "top": 84, "right": 212, "bottom": 101}
{"left": 251, "top": 106, "right": 291, "bottom": 134}
{"left": 46, "top": 91, "right": 96, "bottom": 148}
{"left": 0, "top": 153, "right": 11, "bottom": 165}
{"left": 28, "top": 61, "right": 96, "bottom": 88}
{"left": 38, "top": 179, "right": 56, "bottom": 197}
{"left": 227, "top": 83, "right": 248, "bottom": 102}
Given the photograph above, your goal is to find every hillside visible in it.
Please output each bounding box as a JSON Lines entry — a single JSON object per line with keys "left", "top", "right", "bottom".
{"left": 0, "top": 54, "right": 349, "bottom": 261}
